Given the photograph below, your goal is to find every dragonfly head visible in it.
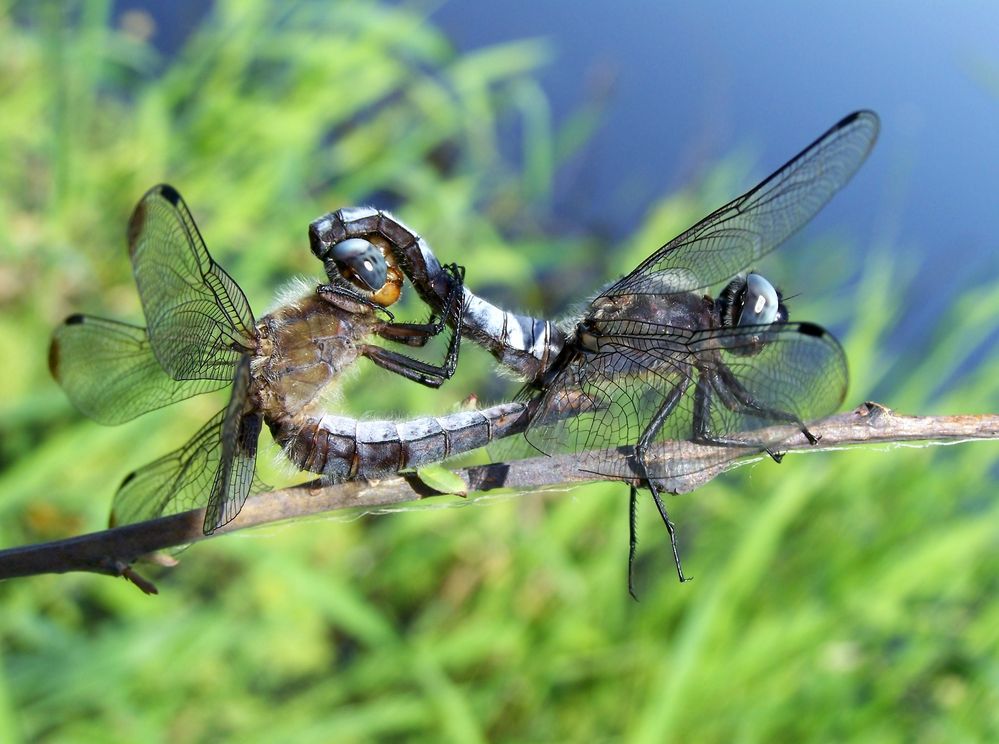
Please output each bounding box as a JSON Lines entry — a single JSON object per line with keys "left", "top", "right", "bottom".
{"left": 719, "top": 272, "right": 787, "bottom": 329}
{"left": 309, "top": 221, "right": 404, "bottom": 307}
{"left": 328, "top": 238, "right": 388, "bottom": 293}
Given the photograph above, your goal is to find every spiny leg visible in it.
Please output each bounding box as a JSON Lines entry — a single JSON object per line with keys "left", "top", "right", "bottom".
{"left": 366, "top": 263, "right": 466, "bottom": 384}
{"left": 713, "top": 362, "right": 819, "bottom": 444}
{"left": 377, "top": 320, "right": 447, "bottom": 348}
{"left": 359, "top": 279, "right": 466, "bottom": 388}
{"left": 693, "top": 369, "right": 794, "bottom": 466}
{"left": 628, "top": 485, "right": 640, "bottom": 600}
{"left": 633, "top": 378, "right": 691, "bottom": 585}
{"left": 375, "top": 263, "right": 466, "bottom": 349}
{"left": 340, "top": 263, "right": 466, "bottom": 389}
{"left": 426, "top": 263, "right": 466, "bottom": 381}
{"left": 359, "top": 344, "right": 454, "bottom": 388}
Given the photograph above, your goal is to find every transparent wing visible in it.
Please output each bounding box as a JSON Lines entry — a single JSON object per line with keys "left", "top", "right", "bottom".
{"left": 110, "top": 408, "right": 228, "bottom": 527}
{"left": 524, "top": 321, "right": 847, "bottom": 482}
{"left": 602, "top": 111, "right": 879, "bottom": 297}
{"left": 50, "top": 185, "right": 254, "bottom": 425}
{"left": 128, "top": 184, "right": 256, "bottom": 380}
{"left": 204, "top": 356, "right": 261, "bottom": 533}
{"left": 49, "top": 315, "right": 229, "bottom": 424}
{"left": 679, "top": 321, "right": 848, "bottom": 453}
{"left": 110, "top": 356, "right": 261, "bottom": 534}
{"left": 523, "top": 336, "right": 693, "bottom": 478}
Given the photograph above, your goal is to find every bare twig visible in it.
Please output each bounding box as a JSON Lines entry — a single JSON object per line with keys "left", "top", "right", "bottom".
{"left": 2, "top": 402, "right": 998, "bottom": 591}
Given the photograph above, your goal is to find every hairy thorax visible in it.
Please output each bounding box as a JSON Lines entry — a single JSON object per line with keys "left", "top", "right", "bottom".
{"left": 588, "top": 291, "right": 714, "bottom": 332}
{"left": 252, "top": 293, "right": 375, "bottom": 422}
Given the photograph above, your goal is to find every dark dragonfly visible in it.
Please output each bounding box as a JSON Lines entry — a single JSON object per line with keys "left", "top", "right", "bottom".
{"left": 50, "top": 185, "right": 528, "bottom": 535}
{"left": 308, "top": 111, "right": 880, "bottom": 588}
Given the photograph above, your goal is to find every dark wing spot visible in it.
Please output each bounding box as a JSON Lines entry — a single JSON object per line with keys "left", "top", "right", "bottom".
{"left": 120, "top": 471, "right": 137, "bottom": 488}
{"left": 797, "top": 322, "right": 826, "bottom": 338}
{"left": 47, "top": 337, "right": 61, "bottom": 379}
{"left": 157, "top": 184, "right": 182, "bottom": 205}
{"left": 49, "top": 315, "right": 87, "bottom": 379}
{"left": 127, "top": 201, "right": 148, "bottom": 256}
{"left": 839, "top": 110, "right": 866, "bottom": 128}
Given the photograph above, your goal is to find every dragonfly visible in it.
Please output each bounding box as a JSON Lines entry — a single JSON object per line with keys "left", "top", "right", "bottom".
{"left": 50, "top": 185, "right": 529, "bottom": 535}
{"left": 308, "top": 111, "right": 880, "bottom": 590}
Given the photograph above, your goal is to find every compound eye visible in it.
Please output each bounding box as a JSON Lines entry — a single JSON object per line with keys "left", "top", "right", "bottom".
{"left": 330, "top": 238, "right": 388, "bottom": 292}
{"left": 737, "top": 273, "right": 780, "bottom": 326}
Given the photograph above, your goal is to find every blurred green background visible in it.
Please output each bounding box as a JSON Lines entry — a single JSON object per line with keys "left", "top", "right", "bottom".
{"left": 2, "top": 1, "right": 999, "bottom": 741}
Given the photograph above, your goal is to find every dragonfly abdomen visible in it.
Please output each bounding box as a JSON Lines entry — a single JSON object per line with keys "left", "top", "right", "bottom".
{"left": 272, "top": 402, "right": 530, "bottom": 480}
{"left": 463, "top": 294, "right": 562, "bottom": 382}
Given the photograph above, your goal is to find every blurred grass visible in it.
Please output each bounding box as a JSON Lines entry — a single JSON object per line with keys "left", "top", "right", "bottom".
{"left": 1, "top": 1, "right": 999, "bottom": 742}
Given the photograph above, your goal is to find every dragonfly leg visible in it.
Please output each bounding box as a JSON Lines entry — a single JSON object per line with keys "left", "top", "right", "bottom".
{"left": 375, "top": 263, "right": 466, "bottom": 349}
{"left": 359, "top": 344, "right": 455, "bottom": 389}
{"left": 377, "top": 320, "right": 445, "bottom": 348}
{"left": 633, "top": 379, "right": 691, "bottom": 584}
{"left": 712, "top": 363, "right": 818, "bottom": 444}
{"left": 367, "top": 264, "right": 466, "bottom": 387}
{"left": 628, "top": 485, "right": 640, "bottom": 600}
{"left": 325, "top": 264, "right": 466, "bottom": 389}
{"left": 692, "top": 370, "right": 756, "bottom": 448}
{"left": 692, "top": 368, "right": 805, "bottom": 465}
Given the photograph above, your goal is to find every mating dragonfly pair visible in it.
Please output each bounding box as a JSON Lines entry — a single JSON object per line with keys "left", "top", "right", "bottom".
{"left": 51, "top": 111, "right": 878, "bottom": 589}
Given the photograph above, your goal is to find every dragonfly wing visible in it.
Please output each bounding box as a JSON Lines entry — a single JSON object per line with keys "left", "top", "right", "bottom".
{"left": 110, "top": 356, "right": 260, "bottom": 532}
{"left": 203, "top": 356, "right": 260, "bottom": 533}
{"left": 50, "top": 315, "right": 228, "bottom": 424}
{"left": 602, "top": 111, "right": 879, "bottom": 297}
{"left": 128, "top": 184, "right": 256, "bottom": 380}
{"left": 524, "top": 333, "right": 695, "bottom": 480}
{"left": 678, "top": 320, "right": 848, "bottom": 449}
{"left": 524, "top": 320, "right": 847, "bottom": 483}
{"left": 110, "top": 407, "right": 228, "bottom": 527}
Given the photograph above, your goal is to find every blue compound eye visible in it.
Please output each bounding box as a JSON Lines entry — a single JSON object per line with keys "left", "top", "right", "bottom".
{"left": 737, "top": 273, "right": 780, "bottom": 326}
{"left": 330, "top": 238, "right": 388, "bottom": 292}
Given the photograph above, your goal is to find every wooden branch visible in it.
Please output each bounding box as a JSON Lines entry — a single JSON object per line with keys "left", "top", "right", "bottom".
{"left": 2, "top": 402, "right": 998, "bottom": 592}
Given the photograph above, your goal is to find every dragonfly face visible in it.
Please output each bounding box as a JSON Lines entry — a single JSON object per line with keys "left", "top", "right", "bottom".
{"left": 309, "top": 216, "right": 408, "bottom": 308}
{"left": 329, "top": 238, "right": 388, "bottom": 292}
{"left": 724, "top": 273, "right": 785, "bottom": 328}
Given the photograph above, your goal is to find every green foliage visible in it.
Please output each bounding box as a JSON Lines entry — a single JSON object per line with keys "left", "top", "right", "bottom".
{"left": 1, "top": 1, "right": 998, "bottom": 742}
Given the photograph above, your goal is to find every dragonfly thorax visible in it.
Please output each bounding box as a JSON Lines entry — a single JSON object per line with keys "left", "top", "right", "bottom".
{"left": 253, "top": 292, "right": 372, "bottom": 421}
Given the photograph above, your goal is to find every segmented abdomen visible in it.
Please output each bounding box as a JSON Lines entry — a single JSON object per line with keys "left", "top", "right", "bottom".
{"left": 272, "top": 402, "right": 529, "bottom": 480}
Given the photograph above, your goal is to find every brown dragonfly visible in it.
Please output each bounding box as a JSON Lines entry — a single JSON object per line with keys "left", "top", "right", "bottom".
{"left": 50, "top": 185, "right": 529, "bottom": 534}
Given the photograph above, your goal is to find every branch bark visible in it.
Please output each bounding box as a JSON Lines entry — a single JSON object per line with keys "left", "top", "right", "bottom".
{"left": 2, "top": 402, "right": 997, "bottom": 592}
